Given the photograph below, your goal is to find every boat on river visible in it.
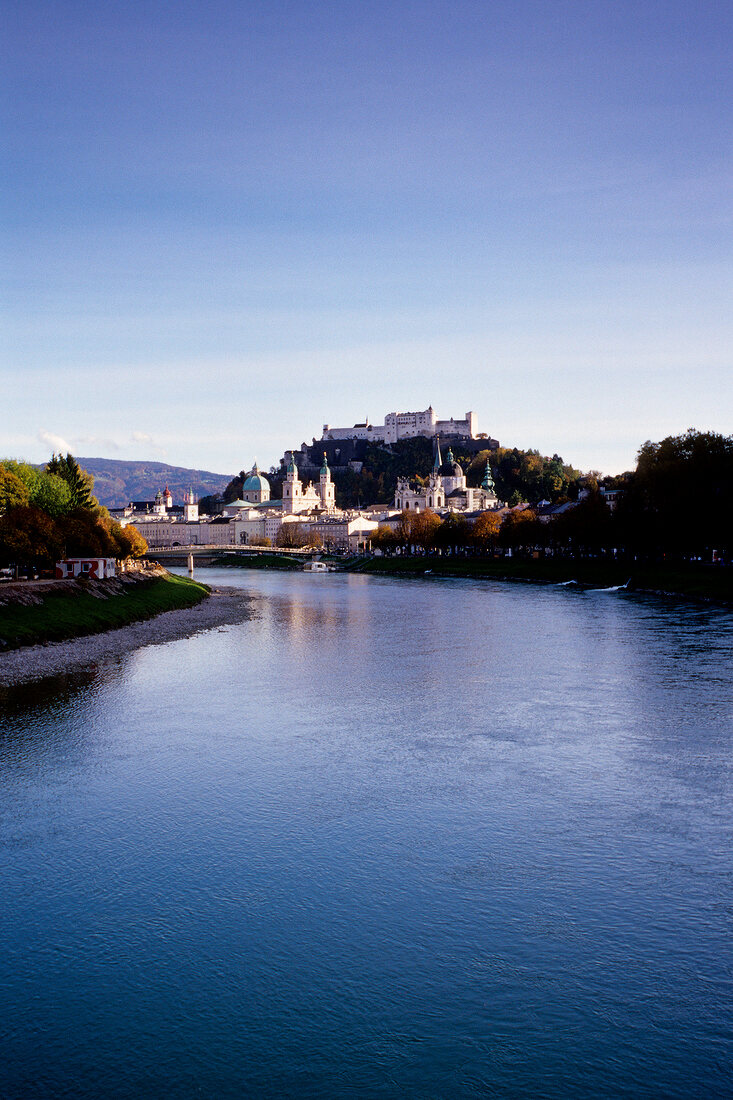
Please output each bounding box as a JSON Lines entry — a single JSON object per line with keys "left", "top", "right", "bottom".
{"left": 303, "top": 560, "right": 335, "bottom": 572}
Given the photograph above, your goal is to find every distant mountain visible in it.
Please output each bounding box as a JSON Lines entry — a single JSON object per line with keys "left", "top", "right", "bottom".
{"left": 77, "top": 457, "right": 234, "bottom": 509}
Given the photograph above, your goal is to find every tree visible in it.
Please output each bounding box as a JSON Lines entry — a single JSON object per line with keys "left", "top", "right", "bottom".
{"left": 113, "top": 523, "right": 148, "bottom": 559}
{"left": 0, "top": 464, "right": 31, "bottom": 515}
{"left": 487, "top": 447, "right": 580, "bottom": 504}
{"left": 499, "top": 508, "right": 539, "bottom": 551}
{"left": 47, "top": 453, "right": 96, "bottom": 510}
{"left": 276, "top": 523, "right": 310, "bottom": 548}
{"left": 410, "top": 509, "right": 442, "bottom": 551}
{"left": 370, "top": 524, "right": 398, "bottom": 553}
{"left": 551, "top": 493, "right": 611, "bottom": 555}
{"left": 198, "top": 493, "right": 223, "bottom": 515}
{"left": 472, "top": 510, "right": 502, "bottom": 552}
{"left": 393, "top": 509, "right": 436, "bottom": 553}
{"left": 433, "top": 512, "right": 471, "bottom": 553}
{"left": 33, "top": 472, "right": 73, "bottom": 517}
{"left": 615, "top": 429, "right": 733, "bottom": 560}
{"left": 0, "top": 505, "right": 63, "bottom": 566}
{"left": 1, "top": 460, "right": 76, "bottom": 518}
{"left": 60, "top": 508, "right": 118, "bottom": 558}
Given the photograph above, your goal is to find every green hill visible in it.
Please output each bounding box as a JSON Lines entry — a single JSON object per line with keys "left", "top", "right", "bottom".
{"left": 77, "top": 457, "right": 233, "bottom": 508}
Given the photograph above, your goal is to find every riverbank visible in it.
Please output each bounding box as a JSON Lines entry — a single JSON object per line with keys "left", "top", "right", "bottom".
{"left": 0, "top": 582, "right": 254, "bottom": 687}
{"left": 359, "top": 556, "right": 733, "bottom": 604}
{"left": 212, "top": 552, "right": 305, "bottom": 571}
{"left": 0, "top": 570, "right": 212, "bottom": 651}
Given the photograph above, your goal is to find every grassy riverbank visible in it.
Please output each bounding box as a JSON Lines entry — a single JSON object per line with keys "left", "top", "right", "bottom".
{"left": 360, "top": 556, "right": 733, "bottom": 603}
{"left": 0, "top": 572, "right": 210, "bottom": 650}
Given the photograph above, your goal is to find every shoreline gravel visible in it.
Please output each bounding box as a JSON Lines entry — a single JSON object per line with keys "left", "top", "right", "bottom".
{"left": 0, "top": 587, "right": 254, "bottom": 687}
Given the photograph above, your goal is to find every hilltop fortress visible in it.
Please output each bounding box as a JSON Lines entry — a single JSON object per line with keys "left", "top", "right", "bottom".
{"left": 117, "top": 405, "right": 502, "bottom": 553}
{"left": 322, "top": 406, "right": 478, "bottom": 444}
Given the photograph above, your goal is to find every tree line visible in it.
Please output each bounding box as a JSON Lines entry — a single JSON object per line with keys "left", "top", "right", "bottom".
{"left": 371, "top": 431, "right": 733, "bottom": 562}
{"left": 0, "top": 454, "right": 148, "bottom": 569}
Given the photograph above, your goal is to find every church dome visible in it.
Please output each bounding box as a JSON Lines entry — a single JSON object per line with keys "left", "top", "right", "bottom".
{"left": 242, "top": 471, "right": 269, "bottom": 493}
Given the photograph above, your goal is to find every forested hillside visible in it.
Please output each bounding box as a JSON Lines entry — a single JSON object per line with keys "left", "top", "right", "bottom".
{"left": 77, "top": 458, "right": 233, "bottom": 508}
{"left": 252, "top": 438, "right": 584, "bottom": 509}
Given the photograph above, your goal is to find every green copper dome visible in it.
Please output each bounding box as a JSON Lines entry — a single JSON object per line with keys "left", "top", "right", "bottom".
{"left": 243, "top": 472, "right": 269, "bottom": 493}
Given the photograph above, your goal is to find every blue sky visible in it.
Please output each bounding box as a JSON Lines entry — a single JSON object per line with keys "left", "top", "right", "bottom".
{"left": 2, "top": 0, "right": 731, "bottom": 475}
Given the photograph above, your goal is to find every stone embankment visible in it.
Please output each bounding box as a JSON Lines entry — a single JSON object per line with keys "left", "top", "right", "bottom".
{"left": 0, "top": 563, "right": 169, "bottom": 608}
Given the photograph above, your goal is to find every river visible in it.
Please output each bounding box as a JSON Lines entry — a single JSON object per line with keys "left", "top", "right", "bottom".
{"left": 1, "top": 568, "right": 732, "bottom": 1098}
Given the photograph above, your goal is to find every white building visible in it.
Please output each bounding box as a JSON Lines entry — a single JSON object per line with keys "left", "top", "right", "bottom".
{"left": 282, "top": 453, "right": 336, "bottom": 516}
{"left": 322, "top": 406, "right": 478, "bottom": 444}
{"left": 395, "top": 443, "right": 500, "bottom": 514}
{"left": 56, "top": 557, "right": 117, "bottom": 579}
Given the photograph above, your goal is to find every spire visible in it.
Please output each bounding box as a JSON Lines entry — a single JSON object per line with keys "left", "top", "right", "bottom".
{"left": 286, "top": 454, "right": 297, "bottom": 476}
{"left": 481, "top": 459, "right": 495, "bottom": 492}
{"left": 433, "top": 436, "right": 442, "bottom": 472}
{"left": 446, "top": 447, "right": 454, "bottom": 467}
{"left": 320, "top": 451, "right": 330, "bottom": 477}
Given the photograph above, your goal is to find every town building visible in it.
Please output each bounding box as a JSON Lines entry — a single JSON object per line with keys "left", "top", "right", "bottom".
{"left": 118, "top": 440, "right": 502, "bottom": 554}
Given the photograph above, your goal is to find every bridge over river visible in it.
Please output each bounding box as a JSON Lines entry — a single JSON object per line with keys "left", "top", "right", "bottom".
{"left": 144, "top": 545, "right": 322, "bottom": 568}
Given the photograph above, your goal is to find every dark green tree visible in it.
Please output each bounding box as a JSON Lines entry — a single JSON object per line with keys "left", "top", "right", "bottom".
{"left": 615, "top": 429, "right": 733, "bottom": 560}
{"left": 47, "top": 453, "right": 96, "bottom": 510}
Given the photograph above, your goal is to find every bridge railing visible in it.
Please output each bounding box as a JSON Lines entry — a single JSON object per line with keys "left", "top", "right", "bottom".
{"left": 145, "top": 544, "right": 316, "bottom": 556}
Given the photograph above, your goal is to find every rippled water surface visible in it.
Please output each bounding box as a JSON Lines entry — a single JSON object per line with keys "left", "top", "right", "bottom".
{"left": 1, "top": 569, "right": 732, "bottom": 1098}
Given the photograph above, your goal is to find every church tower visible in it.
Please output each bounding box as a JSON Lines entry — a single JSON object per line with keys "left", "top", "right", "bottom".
{"left": 282, "top": 455, "right": 302, "bottom": 515}
{"left": 319, "top": 452, "right": 336, "bottom": 513}
{"left": 479, "top": 458, "right": 499, "bottom": 509}
{"left": 184, "top": 488, "right": 199, "bottom": 522}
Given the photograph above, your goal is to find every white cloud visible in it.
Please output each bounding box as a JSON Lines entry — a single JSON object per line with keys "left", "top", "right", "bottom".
{"left": 38, "top": 428, "right": 70, "bottom": 454}
{"left": 130, "top": 430, "right": 167, "bottom": 457}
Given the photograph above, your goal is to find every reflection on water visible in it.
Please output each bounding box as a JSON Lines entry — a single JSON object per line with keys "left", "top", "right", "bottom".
{"left": 1, "top": 568, "right": 732, "bottom": 1099}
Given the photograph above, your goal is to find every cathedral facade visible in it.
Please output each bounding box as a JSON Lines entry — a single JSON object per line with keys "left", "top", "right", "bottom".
{"left": 282, "top": 453, "right": 336, "bottom": 515}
